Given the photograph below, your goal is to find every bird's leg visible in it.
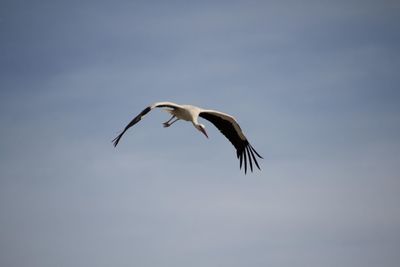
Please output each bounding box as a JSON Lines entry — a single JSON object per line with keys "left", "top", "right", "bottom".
{"left": 163, "top": 118, "right": 179, "bottom": 127}
{"left": 168, "top": 118, "right": 179, "bottom": 126}
{"left": 163, "top": 115, "right": 177, "bottom": 127}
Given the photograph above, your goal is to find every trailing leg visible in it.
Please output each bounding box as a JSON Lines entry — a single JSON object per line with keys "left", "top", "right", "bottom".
{"left": 163, "top": 116, "right": 179, "bottom": 127}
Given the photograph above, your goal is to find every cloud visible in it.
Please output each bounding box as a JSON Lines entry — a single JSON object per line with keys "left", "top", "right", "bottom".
{"left": 1, "top": 1, "right": 400, "bottom": 267}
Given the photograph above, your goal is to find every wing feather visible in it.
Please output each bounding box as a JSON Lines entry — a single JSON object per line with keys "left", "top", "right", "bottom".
{"left": 199, "top": 110, "right": 262, "bottom": 174}
{"left": 112, "top": 102, "right": 182, "bottom": 147}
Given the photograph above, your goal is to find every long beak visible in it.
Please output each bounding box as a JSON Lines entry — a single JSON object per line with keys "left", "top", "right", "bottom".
{"left": 200, "top": 128, "right": 208, "bottom": 138}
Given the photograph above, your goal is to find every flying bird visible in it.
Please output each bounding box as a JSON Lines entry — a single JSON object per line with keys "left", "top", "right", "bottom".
{"left": 112, "top": 102, "right": 263, "bottom": 173}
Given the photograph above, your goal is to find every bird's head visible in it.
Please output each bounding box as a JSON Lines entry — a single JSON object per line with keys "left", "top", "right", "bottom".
{"left": 196, "top": 123, "right": 208, "bottom": 138}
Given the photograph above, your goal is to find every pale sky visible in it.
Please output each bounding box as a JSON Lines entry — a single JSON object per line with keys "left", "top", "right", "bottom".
{"left": 1, "top": 1, "right": 400, "bottom": 267}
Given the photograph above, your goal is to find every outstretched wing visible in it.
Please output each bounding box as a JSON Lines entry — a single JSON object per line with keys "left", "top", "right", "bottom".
{"left": 112, "top": 102, "right": 182, "bottom": 147}
{"left": 199, "top": 110, "right": 263, "bottom": 174}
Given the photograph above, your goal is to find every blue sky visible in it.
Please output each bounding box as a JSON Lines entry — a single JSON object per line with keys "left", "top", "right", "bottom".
{"left": 1, "top": 0, "right": 400, "bottom": 266}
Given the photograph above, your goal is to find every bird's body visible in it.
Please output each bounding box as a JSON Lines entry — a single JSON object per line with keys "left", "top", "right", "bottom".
{"left": 113, "top": 101, "right": 262, "bottom": 173}
{"left": 168, "top": 104, "right": 201, "bottom": 122}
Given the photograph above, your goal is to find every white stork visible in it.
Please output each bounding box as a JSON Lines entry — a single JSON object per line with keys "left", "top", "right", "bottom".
{"left": 112, "top": 101, "right": 262, "bottom": 173}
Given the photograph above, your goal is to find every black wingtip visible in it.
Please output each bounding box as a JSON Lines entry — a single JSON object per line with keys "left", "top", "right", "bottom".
{"left": 246, "top": 146, "right": 253, "bottom": 172}
{"left": 112, "top": 131, "right": 124, "bottom": 147}
{"left": 243, "top": 147, "right": 247, "bottom": 174}
{"left": 237, "top": 142, "right": 263, "bottom": 174}
{"left": 250, "top": 144, "right": 263, "bottom": 159}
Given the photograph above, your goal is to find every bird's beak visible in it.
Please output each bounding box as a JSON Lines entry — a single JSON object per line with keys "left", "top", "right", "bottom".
{"left": 200, "top": 128, "right": 208, "bottom": 138}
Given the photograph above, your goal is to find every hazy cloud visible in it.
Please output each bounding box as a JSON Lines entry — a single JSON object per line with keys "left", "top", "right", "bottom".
{"left": 1, "top": 1, "right": 399, "bottom": 267}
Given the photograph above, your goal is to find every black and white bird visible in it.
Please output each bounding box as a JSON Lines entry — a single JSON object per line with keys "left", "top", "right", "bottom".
{"left": 112, "top": 102, "right": 262, "bottom": 173}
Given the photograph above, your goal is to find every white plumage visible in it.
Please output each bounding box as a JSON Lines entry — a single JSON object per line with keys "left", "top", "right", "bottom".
{"left": 113, "top": 101, "right": 262, "bottom": 173}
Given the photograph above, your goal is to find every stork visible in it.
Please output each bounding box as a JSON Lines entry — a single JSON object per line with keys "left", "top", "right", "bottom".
{"left": 112, "top": 102, "right": 263, "bottom": 173}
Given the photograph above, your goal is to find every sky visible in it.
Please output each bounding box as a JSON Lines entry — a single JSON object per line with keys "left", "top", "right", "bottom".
{"left": 1, "top": 0, "right": 400, "bottom": 266}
